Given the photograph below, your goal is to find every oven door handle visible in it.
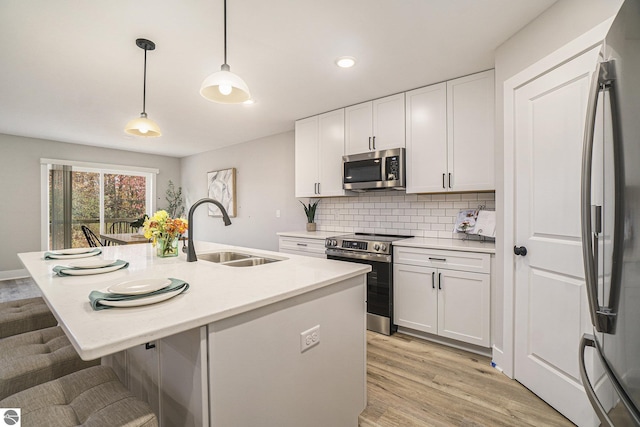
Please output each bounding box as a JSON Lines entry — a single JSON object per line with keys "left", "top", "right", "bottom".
{"left": 325, "top": 248, "right": 392, "bottom": 263}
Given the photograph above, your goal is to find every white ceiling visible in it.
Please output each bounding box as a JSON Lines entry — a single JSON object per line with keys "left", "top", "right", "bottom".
{"left": 0, "top": 0, "right": 556, "bottom": 158}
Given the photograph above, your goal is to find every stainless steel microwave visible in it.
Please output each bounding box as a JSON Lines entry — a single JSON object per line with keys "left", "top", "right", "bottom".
{"left": 343, "top": 148, "right": 405, "bottom": 191}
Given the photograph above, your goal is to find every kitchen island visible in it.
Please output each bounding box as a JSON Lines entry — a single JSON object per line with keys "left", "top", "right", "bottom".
{"left": 18, "top": 241, "right": 370, "bottom": 427}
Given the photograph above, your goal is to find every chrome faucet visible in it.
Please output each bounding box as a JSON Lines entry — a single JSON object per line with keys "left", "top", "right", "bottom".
{"left": 186, "top": 198, "right": 232, "bottom": 262}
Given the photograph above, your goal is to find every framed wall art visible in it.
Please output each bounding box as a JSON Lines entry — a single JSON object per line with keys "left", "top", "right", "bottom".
{"left": 207, "top": 167, "right": 236, "bottom": 217}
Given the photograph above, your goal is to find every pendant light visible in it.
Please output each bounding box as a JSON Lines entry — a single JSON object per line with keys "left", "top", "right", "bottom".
{"left": 125, "top": 38, "right": 161, "bottom": 137}
{"left": 200, "top": 0, "right": 251, "bottom": 104}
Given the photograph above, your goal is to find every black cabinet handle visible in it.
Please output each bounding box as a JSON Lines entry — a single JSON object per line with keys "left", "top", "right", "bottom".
{"left": 448, "top": 173, "right": 452, "bottom": 188}
{"left": 438, "top": 272, "right": 442, "bottom": 290}
{"left": 442, "top": 173, "right": 445, "bottom": 189}
{"left": 431, "top": 271, "right": 435, "bottom": 289}
{"left": 429, "top": 257, "right": 447, "bottom": 262}
{"left": 368, "top": 137, "right": 372, "bottom": 150}
{"left": 372, "top": 136, "right": 376, "bottom": 150}
{"left": 514, "top": 246, "right": 528, "bottom": 256}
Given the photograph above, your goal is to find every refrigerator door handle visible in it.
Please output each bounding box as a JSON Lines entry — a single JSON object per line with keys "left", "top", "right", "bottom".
{"left": 580, "top": 334, "right": 640, "bottom": 425}
{"left": 579, "top": 334, "right": 614, "bottom": 427}
{"left": 581, "top": 60, "right": 604, "bottom": 332}
{"left": 581, "top": 59, "right": 621, "bottom": 334}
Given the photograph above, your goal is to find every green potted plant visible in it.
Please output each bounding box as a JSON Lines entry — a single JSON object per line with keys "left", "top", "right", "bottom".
{"left": 300, "top": 199, "right": 320, "bottom": 232}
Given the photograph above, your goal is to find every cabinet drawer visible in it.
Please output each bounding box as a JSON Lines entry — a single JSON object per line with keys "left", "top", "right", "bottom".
{"left": 278, "top": 237, "right": 327, "bottom": 257}
{"left": 394, "top": 246, "right": 490, "bottom": 274}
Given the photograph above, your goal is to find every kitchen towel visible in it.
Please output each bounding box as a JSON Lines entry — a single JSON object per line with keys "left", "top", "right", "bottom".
{"left": 52, "top": 259, "right": 128, "bottom": 276}
{"left": 44, "top": 249, "right": 102, "bottom": 260}
{"left": 88, "top": 278, "right": 189, "bottom": 311}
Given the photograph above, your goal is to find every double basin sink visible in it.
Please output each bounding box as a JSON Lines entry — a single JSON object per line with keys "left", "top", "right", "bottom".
{"left": 197, "top": 251, "right": 283, "bottom": 267}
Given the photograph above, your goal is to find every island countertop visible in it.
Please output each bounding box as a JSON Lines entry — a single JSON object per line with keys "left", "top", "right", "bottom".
{"left": 19, "top": 241, "right": 370, "bottom": 360}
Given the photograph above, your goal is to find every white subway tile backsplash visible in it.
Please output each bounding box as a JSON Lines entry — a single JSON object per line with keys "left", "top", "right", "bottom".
{"left": 315, "top": 190, "right": 495, "bottom": 239}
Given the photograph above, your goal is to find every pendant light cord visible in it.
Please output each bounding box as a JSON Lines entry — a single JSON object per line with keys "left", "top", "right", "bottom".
{"left": 142, "top": 46, "right": 147, "bottom": 114}
{"left": 223, "top": 0, "right": 228, "bottom": 66}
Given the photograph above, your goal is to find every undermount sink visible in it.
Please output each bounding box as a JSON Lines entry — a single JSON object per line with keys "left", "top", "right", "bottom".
{"left": 221, "top": 257, "right": 279, "bottom": 267}
{"left": 197, "top": 251, "right": 252, "bottom": 263}
{"left": 197, "top": 251, "right": 283, "bottom": 267}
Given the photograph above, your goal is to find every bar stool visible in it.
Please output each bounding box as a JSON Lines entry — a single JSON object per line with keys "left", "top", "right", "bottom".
{"left": 0, "top": 365, "right": 158, "bottom": 426}
{"left": 0, "top": 297, "right": 57, "bottom": 339}
{"left": 0, "top": 326, "right": 100, "bottom": 400}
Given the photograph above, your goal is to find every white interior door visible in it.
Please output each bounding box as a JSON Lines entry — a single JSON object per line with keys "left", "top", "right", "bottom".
{"left": 513, "top": 46, "right": 602, "bottom": 427}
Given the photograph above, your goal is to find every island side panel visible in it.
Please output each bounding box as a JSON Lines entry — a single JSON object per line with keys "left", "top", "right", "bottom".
{"left": 208, "top": 275, "right": 367, "bottom": 427}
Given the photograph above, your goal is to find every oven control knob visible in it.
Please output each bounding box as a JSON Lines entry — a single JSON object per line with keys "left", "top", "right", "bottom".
{"left": 331, "top": 239, "right": 338, "bottom": 246}
{"left": 381, "top": 244, "right": 387, "bottom": 252}
{"left": 374, "top": 244, "right": 380, "bottom": 251}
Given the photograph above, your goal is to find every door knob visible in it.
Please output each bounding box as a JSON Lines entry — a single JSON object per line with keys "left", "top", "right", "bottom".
{"left": 514, "top": 246, "right": 528, "bottom": 256}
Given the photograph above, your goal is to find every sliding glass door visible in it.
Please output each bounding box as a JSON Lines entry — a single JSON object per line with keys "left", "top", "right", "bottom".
{"left": 46, "top": 161, "right": 154, "bottom": 250}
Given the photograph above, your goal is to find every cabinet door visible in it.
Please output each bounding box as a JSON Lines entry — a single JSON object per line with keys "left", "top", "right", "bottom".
{"left": 294, "top": 116, "right": 319, "bottom": 197}
{"left": 373, "top": 93, "right": 406, "bottom": 151}
{"left": 437, "top": 269, "right": 490, "bottom": 347}
{"left": 345, "top": 101, "right": 373, "bottom": 155}
{"left": 393, "top": 263, "right": 438, "bottom": 334}
{"left": 318, "top": 109, "right": 346, "bottom": 197}
{"left": 446, "top": 70, "right": 495, "bottom": 191}
{"left": 405, "top": 83, "right": 447, "bottom": 193}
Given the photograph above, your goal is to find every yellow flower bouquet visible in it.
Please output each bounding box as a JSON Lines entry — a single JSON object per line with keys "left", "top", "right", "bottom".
{"left": 143, "top": 210, "right": 188, "bottom": 257}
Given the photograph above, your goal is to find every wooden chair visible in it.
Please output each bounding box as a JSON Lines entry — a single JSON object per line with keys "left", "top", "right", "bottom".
{"left": 81, "top": 225, "right": 103, "bottom": 247}
{"left": 109, "top": 221, "right": 137, "bottom": 234}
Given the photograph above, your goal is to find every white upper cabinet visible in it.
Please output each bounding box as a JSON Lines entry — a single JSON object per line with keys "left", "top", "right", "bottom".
{"left": 447, "top": 70, "right": 495, "bottom": 192}
{"left": 295, "top": 109, "right": 346, "bottom": 198}
{"left": 295, "top": 116, "right": 319, "bottom": 198}
{"left": 405, "top": 70, "right": 495, "bottom": 193}
{"left": 345, "top": 93, "right": 405, "bottom": 155}
{"left": 405, "top": 82, "right": 448, "bottom": 193}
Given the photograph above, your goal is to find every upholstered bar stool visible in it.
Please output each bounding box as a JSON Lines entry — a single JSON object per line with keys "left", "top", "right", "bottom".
{"left": 0, "top": 326, "right": 100, "bottom": 400}
{"left": 0, "top": 365, "right": 158, "bottom": 426}
{"left": 0, "top": 297, "right": 57, "bottom": 339}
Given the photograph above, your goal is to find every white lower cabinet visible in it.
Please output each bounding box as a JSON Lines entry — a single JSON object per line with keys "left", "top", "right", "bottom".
{"left": 394, "top": 247, "right": 490, "bottom": 348}
{"left": 278, "top": 236, "right": 327, "bottom": 258}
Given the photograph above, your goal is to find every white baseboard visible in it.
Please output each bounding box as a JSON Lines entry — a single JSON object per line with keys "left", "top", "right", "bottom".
{"left": 0, "top": 269, "right": 28, "bottom": 281}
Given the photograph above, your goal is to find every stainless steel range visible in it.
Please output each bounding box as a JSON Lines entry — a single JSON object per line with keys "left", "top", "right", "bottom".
{"left": 325, "top": 233, "right": 409, "bottom": 335}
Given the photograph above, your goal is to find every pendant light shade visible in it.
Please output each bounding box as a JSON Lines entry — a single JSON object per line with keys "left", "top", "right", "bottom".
{"left": 125, "top": 38, "right": 161, "bottom": 137}
{"left": 200, "top": 0, "right": 251, "bottom": 104}
{"left": 124, "top": 113, "right": 162, "bottom": 137}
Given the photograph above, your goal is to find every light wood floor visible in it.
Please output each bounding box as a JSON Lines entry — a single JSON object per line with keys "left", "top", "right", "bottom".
{"left": 359, "top": 331, "right": 575, "bottom": 427}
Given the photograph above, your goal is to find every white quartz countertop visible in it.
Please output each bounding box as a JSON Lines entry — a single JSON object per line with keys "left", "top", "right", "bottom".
{"left": 394, "top": 237, "right": 495, "bottom": 254}
{"left": 19, "top": 241, "right": 370, "bottom": 360}
{"left": 277, "top": 230, "right": 350, "bottom": 240}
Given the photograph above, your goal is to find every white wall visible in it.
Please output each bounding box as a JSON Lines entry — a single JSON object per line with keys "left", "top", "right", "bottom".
{"left": 0, "top": 133, "right": 181, "bottom": 275}
{"left": 180, "top": 131, "right": 305, "bottom": 252}
{"left": 493, "top": 0, "right": 623, "bottom": 363}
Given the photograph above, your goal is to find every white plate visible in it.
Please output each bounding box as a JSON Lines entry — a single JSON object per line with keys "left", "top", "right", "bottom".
{"left": 107, "top": 278, "right": 171, "bottom": 295}
{"left": 61, "top": 263, "right": 125, "bottom": 276}
{"left": 46, "top": 252, "right": 100, "bottom": 260}
{"left": 68, "top": 259, "right": 117, "bottom": 269}
{"left": 100, "top": 287, "right": 184, "bottom": 308}
{"left": 52, "top": 248, "right": 95, "bottom": 255}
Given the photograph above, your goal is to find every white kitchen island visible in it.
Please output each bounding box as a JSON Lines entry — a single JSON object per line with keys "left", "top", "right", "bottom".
{"left": 18, "top": 241, "right": 370, "bottom": 427}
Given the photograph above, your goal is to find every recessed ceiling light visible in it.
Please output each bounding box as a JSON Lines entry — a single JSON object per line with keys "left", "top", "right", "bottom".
{"left": 336, "top": 56, "right": 356, "bottom": 68}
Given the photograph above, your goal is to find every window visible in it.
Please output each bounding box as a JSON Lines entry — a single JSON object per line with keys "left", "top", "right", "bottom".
{"left": 42, "top": 159, "right": 157, "bottom": 250}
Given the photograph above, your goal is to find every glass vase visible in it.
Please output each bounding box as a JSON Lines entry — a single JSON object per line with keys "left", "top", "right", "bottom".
{"left": 157, "top": 236, "right": 179, "bottom": 257}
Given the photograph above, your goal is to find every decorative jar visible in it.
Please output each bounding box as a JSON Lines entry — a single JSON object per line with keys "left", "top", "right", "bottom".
{"left": 157, "top": 236, "right": 179, "bottom": 257}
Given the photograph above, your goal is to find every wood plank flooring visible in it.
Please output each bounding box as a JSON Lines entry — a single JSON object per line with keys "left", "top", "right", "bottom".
{"left": 359, "top": 331, "right": 574, "bottom": 427}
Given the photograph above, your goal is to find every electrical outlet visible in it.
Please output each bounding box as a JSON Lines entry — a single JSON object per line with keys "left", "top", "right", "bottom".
{"left": 300, "top": 325, "right": 320, "bottom": 353}
{"left": 276, "top": 209, "right": 281, "bottom": 218}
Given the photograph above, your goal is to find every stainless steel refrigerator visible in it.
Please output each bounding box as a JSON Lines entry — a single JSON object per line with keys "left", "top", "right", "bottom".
{"left": 580, "top": 0, "right": 640, "bottom": 425}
